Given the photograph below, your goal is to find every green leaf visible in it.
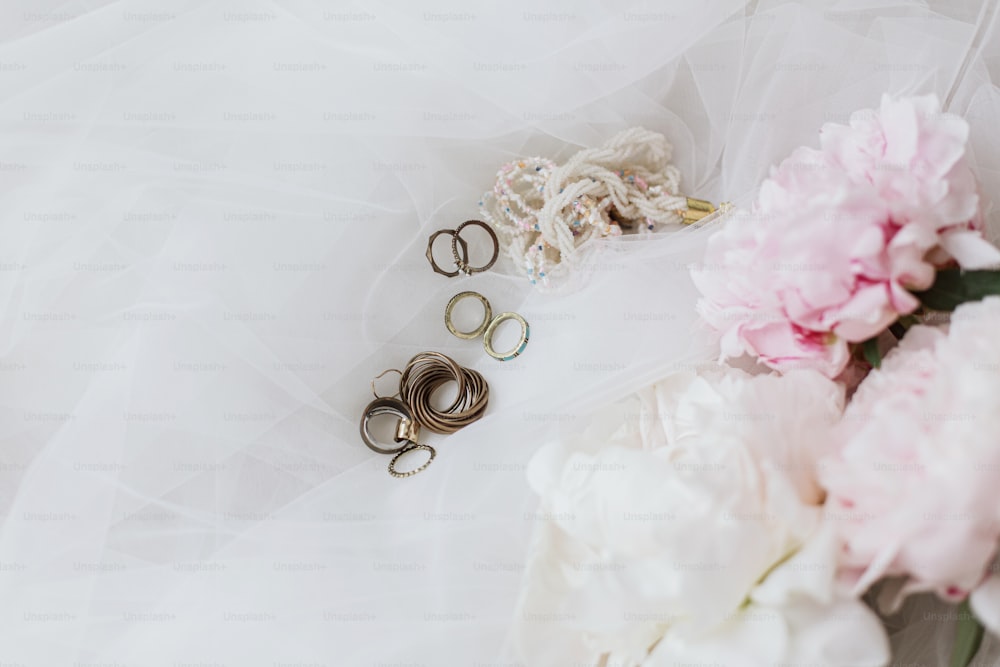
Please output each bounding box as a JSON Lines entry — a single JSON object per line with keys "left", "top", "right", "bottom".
{"left": 913, "top": 269, "right": 1000, "bottom": 312}
{"left": 950, "top": 600, "right": 985, "bottom": 667}
{"left": 861, "top": 337, "right": 881, "bottom": 369}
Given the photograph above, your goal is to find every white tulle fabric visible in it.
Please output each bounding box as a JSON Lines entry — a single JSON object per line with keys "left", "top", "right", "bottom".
{"left": 3, "top": 0, "right": 1000, "bottom": 665}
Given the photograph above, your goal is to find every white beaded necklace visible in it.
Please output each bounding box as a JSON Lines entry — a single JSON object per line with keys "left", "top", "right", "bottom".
{"left": 479, "top": 127, "right": 689, "bottom": 290}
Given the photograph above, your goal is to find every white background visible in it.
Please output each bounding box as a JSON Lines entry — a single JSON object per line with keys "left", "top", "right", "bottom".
{"left": 3, "top": 0, "right": 1000, "bottom": 665}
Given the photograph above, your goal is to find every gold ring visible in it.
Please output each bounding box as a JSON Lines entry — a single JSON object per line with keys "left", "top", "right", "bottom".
{"left": 444, "top": 291, "right": 492, "bottom": 340}
{"left": 388, "top": 443, "right": 436, "bottom": 478}
{"left": 483, "top": 312, "right": 530, "bottom": 362}
{"left": 451, "top": 220, "right": 499, "bottom": 275}
{"left": 426, "top": 230, "right": 469, "bottom": 277}
{"left": 359, "top": 397, "right": 420, "bottom": 455}
{"left": 400, "top": 351, "right": 489, "bottom": 433}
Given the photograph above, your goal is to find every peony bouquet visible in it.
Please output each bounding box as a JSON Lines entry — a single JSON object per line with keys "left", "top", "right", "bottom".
{"left": 515, "top": 95, "right": 1000, "bottom": 667}
{"left": 693, "top": 94, "right": 1000, "bottom": 378}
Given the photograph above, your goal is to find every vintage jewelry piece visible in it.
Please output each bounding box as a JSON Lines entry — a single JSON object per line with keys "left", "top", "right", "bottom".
{"left": 361, "top": 351, "right": 490, "bottom": 477}
{"left": 443, "top": 292, "right": 531, "bottom": 360}
{"left": 425, "top": 221, "right": 499, "bottom": 277}
{"left": 483, "top": 312, "right": 530, "bottom": 362}
{"left": 388, "top": 444, "right": 436, "bottom": 478}
{"left": 400, "top": 351, "right": 489, "bottom": 434}
{"left": 370, "top": 368, "right": 402, "bottom": 399}
{"left": 450, "top": 220, "right": 499, "bottom": 275}
{"left": 477, "top": 128, "right": 726, "bottom": 290}
{"left": 426, "top": 229, "right": 470, "bottom": 277}
{"left": 680, "top": 197, "right": 717, "bottom": 224}
{"left": 359, "top": 397, "right": 421, "bottom": 455}
{"left": 444, "top": 291, "right": 493, "bottom": 339}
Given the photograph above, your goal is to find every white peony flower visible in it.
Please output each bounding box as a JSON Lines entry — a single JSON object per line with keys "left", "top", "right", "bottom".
{"left": 514, "top": 366, "right": 889, "bottom": 666}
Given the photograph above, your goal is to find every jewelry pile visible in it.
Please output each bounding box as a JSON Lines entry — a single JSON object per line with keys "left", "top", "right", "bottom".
{"left": 361, "top": 218, "right": 528, "bottom": 478}
{"left": 361, "top": 352, "right": 490, "bottom": 478}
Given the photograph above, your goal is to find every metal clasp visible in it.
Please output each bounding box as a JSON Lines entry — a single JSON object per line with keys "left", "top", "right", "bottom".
{"left": 681, "top": 197, "right": 717, "bottom": 224}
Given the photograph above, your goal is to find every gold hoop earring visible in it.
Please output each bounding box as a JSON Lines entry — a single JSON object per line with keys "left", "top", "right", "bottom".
{"left": 371, "top": 368, "right": 402, "bottom": 398}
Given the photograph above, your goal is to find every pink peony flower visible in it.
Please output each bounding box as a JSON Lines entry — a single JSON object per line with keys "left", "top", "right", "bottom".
{"left": 820, "top": 297, "right": 1000, "bottom": 603}
{"left": 821, "top": 94, "right": 998, "bottom": 271}
{"left": 692, "top": 95, "right": 1000, "bottom": 378}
